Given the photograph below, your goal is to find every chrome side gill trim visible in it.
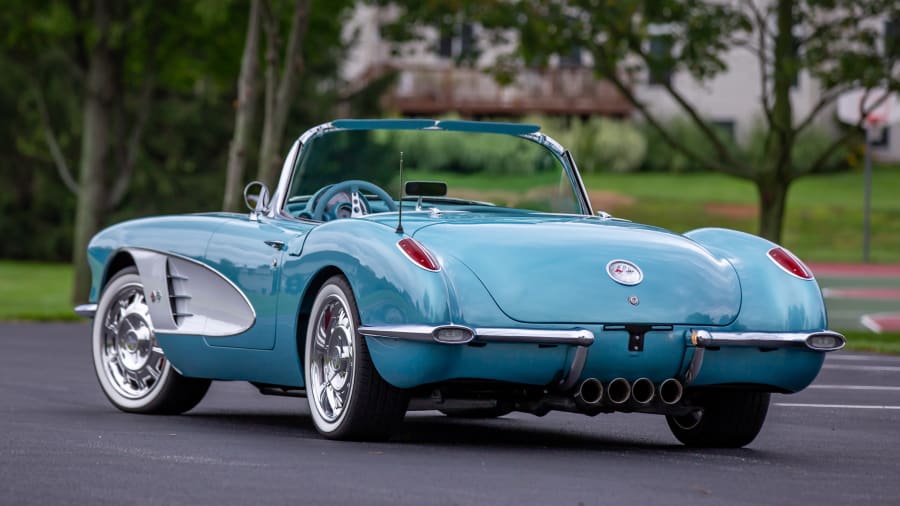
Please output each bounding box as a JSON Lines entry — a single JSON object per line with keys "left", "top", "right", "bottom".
{"left": 74, "top": 303, "right": 98, "bottom": 319}
{"left": 127, "top": 247, "right": 256, "bottom": 337}
{"left": 690, "top": 329, "right": 846, "bottom": 352}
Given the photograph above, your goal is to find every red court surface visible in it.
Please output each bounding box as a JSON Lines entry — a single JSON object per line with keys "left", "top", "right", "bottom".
{"left": 808, "top": 263, "right": 900, "bottom": 277}
{"left": 822, "top": 288, "right": 900, "bottom": 300}
{"left": 809, "top": 263, "right": 900, "bottom": 332}
{"left": 861, "top": 314, "right": 900, "bottom": 333}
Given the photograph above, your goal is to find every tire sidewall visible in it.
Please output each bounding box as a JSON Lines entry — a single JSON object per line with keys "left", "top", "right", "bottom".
{"left": 92, "top": 269, "right": 174, "bottom": 412}
{"left": 304, "top": 278, "right": 360, "bottom": 436}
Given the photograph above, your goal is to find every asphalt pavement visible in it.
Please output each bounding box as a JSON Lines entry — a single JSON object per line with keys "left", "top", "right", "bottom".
{"left": 1, "top": 322, "right": 899, "bottom": 506}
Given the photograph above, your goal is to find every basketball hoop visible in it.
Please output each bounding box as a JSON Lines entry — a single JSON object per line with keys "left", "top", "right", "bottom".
{"left": 865, "top": 111, "right": 886, "bottom": 142}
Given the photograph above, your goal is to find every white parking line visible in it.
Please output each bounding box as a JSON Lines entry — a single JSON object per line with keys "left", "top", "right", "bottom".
{"left": 823, "top": 364, "right": 900, "bottom": 372}
{"left": 827, "top": 354, "right": 900, "bottom": 362}
{"left": 808, "top": 385, "right": 900, "bottom": 391}
{"left": 776, "top": 403, "right": 900, "bottom": 410}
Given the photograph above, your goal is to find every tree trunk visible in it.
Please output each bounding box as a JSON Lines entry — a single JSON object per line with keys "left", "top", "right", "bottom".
{"left": 756, "top": 178, "right": 789, "bottom": 243}
{"left": 223, "top": 0, "right": 262, "bottom": 211}
{"left": 71, "top": 0, "right": 115, "bottom": 304}
{"left": 257, "top": 0, "right": 310, "bottom": 189}
{"left": 755, "top": 0, "right": 796, "bottom": 245}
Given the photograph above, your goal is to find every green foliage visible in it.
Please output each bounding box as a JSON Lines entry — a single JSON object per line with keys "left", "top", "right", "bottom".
{"left": 534, "top": 116, "right": 647, "bottom": 173}
{"left": 0, "top": 0, "right": 355, "bottom": 262}
{"left": 388, "top": 129, "right": 557, "bottom": 176}
{"left": 639, "top": 118, "right": 737, "bottom": 173}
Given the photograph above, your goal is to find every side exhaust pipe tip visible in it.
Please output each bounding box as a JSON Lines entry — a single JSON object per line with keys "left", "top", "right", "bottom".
{"left": 575, "top": 378, "right": 604, "bottom": 406}
{"left": 631, "top": 377, "right": 655, "bottom": 405}
{"left": 606, "top": 377, "right": 631, "bottom": 405}
{"left": 659, "top": 378, "right": 684, "bottom": 405}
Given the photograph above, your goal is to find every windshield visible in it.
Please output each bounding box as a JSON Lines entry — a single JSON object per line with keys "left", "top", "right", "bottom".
{"left": 284, "top": 128, "right": 583, "bottom": 219}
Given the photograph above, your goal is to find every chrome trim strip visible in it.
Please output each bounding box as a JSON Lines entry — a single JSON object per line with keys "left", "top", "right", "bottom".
{"left": 475, "top": 327, "right": 595, "bottom": 347}
{"left": 358, "top": 324, "right": 443, "bottom": 342}
{"left": 359, "top": 325, "right": 595, "bottom": 347}
{"left": 562, "top": 149, "right": 594, "bottom": 216}
{"left": 74, "top": 303, "right": 98, "bottom": 319}
{"left": 690, "top": 329, "right": 846, "bottom": 352}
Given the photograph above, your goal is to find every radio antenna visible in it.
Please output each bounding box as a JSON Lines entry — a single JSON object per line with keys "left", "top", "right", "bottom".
{"left": 395, "top": 151, "right": 404, "bottom": 234}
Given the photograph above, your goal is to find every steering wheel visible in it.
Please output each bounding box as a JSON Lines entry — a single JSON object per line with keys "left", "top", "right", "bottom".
{"left": 308, "top": 180, "right": 397, "bottom": 221}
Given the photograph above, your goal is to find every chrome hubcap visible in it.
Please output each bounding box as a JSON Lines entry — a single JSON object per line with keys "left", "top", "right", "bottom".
{"left": 310, "top": 296, "right": 355, "bottom": 423}
{"left": 101, "top": 284, "right": 166, "bottom": 399}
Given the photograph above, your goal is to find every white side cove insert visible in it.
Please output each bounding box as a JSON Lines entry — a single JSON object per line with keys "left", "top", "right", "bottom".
{"left": 129, "top": 248, "right": 256, "bottom": 336}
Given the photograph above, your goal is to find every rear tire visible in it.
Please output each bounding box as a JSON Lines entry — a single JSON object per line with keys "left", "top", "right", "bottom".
{"left": 666, "top": 390, "right": 770, "bottom": 448}
{"left": 92, "top": 267, "right": 210, "bottom": 414}
{"left": 304, "top": 275, "right": 408, "bottom": 440}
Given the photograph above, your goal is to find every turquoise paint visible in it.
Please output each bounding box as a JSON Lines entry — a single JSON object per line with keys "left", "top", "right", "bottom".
{"left": 688, "top": 346, "right": 825, "bottom": 392}
{"left": 686, "top": 228, "right": 828, "bottom": 331}
{"left": 330, "top": 118, "right": 540, "bottom": 136}
{"left": 412, "top": 216, "right": 740, "bottom": 325}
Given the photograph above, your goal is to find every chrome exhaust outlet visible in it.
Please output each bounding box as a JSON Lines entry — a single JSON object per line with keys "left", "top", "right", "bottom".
{"left": 658, "top": 378, "right": 683, "bottom": 405}
{"left": 606, "top": 377, "right": 631, "bottom": 405}
{"left": 575, "top": 378, "right": 604, "bottom": 407}
{"left": 630, "top": 377, "right": 655, "bottom": 405}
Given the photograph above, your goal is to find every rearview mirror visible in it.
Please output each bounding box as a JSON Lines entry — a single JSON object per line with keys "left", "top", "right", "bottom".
{"left": 243, "top": 181, "right": 271, "bottom": 221}
{"left": 405, "top": 181, "right": 448, "bottom": 197}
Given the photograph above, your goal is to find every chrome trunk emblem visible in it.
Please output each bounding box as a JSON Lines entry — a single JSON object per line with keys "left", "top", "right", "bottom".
{"left": 607, "top": 260, "right": 643, "bottom": 286}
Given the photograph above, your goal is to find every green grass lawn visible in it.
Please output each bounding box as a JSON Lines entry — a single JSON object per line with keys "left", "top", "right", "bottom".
{"left": 0, "top": 261, "right": 78, "bottom": 321}
{"left": 842, "top": 331, "right": 900, "bottom": 354}
{"left": 411, "top": 163, "right": 900, "bottom": 263}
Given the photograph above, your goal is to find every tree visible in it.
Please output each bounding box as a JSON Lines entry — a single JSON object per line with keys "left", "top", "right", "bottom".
{"left": 223, "top": 0, "right": 354, "bottom": 209}
{"left": 2, "top": 0, "right": 247, "bottom": 302}
{"left": 380, "top": 0, "right": 900, "bottom": 242}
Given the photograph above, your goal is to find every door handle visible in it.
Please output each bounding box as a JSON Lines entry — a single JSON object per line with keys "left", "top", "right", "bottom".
{"left": 264, "top": 240, "right": 285, "bottom": 251}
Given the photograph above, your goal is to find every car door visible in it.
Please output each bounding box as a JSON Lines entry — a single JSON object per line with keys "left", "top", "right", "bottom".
{"left": 201, "top": 215, "right": 310, "bottom": 349}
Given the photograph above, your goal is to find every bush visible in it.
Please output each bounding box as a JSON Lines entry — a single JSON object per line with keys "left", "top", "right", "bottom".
{"left": 639, "top": 117, "right": 740, "bottom": 173}
{"left": 532, "top": 116, "right": 647, "bottom": 173}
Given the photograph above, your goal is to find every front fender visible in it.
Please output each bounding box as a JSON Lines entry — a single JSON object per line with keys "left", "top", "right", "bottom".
{"left": 685, "top": 228, "right": 827, "bottom": 332}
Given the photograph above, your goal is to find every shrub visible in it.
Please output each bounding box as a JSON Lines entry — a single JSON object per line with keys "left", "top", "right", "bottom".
{"left": 533, "top": 116, "right": 647, "bottom": 173}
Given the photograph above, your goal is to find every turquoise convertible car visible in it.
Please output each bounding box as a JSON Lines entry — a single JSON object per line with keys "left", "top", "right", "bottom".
{"left": 75, "top": 119, "right": 845, "bottom": 447}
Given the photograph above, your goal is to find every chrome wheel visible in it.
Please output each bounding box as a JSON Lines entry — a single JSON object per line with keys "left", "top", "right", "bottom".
{"left": 99, "top": 283, "right": 167, "bottom": 400}
{"left": 309, "top": 294, "right": 355, "bottom": 424}
{"left": 304, "top": 276, "right": 409, "bottom": 440}
{"left": 92, "top": 267, "right": 210, "bottom": 414}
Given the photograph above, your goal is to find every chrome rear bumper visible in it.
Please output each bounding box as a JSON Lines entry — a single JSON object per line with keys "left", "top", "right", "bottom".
{"left": 359, "top": 325, "right": 594, "bottom": 390}
{"left": 690, "top": 329, "right": 846, "bottom": 352}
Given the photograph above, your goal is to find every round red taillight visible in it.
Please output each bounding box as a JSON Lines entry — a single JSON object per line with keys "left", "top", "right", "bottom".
{"left": 767, "top": 247, "right": 813, "bottom": 280}
{"left": 397, "top": 238, "right": 440, "bottom": 272}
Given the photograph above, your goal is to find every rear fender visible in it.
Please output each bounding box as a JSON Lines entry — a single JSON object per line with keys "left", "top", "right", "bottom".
{"left": 685, "top": 228, "right": 827, "bottom": 331}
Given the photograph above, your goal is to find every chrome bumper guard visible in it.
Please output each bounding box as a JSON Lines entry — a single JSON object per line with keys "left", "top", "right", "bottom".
{"left": 358, "top": 325, "right": 594, "bottom": 391}
{"left": 74, "top": 304, "right": 98, "bottom": 319}
{"left": 684, "top": 329, "right": 846, "bottom": 385}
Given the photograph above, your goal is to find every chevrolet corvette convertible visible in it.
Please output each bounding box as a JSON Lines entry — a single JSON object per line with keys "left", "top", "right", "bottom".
{"left": 75, "top": 119, "right": 845, "bottom": 447}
